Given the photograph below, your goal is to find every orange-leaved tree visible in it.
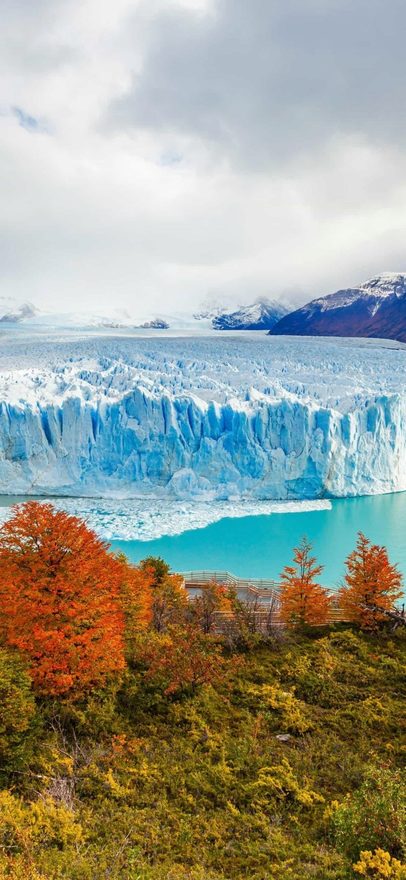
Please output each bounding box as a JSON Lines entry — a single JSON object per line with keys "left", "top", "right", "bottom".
{"left": 140, "top": 624, "right": 225, "bottom": 696}
{"left": 279, "top": 537, "right": 331, "bottom": 627}
{"left": 339, "top": 532, "right": 403, "bottom": 630}
{"left": 140, "top": 556, "right": 188, "bottom": 632}
{"left": 190, "top": 581, "right": 233, "bottom": 633}
{"left": 0, "top": 502, "right": 134, "bottom": 696}
{"left": 119, "top": 559, "right": 154, "bottom": 661}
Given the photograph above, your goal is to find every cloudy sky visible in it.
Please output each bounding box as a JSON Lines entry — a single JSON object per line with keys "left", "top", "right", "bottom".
{"left": 1, "top": 0, "right": 406, "bottom": 316}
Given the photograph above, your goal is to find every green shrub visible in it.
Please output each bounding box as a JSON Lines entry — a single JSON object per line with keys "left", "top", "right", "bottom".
{"left": 0, "top": 648, "right": 37, "bottom": 779}
{"left": 330, "top": 766, "right": 406, "bottom": 861}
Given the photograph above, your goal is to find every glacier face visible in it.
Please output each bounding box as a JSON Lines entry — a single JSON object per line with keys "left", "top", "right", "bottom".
{"left": 0, "top": 333, "right": 405, "bottom": 500}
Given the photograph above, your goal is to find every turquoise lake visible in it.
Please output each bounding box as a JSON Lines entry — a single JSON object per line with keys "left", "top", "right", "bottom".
{"left": 111, "top": 492, "right": 406, "bottom": 589}
{"left": 0, "top": 491, "right": 405, "bottom": 589}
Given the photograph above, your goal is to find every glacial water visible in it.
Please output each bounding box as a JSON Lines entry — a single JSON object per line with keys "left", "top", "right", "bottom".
{"left": 110, "top": 492, "right": 406, "bottom": 588}
{"left": 0, "top": 491, "right": 405, "bottom": 589}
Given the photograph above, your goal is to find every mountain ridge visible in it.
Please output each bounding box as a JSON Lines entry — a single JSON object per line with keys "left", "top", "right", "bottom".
{"left": 0, "top": 297, "right": 38, "bottom": 323}
{"left": 212, "top": 297, "right": 289, "bottom": 330}
{"left": 269, "top": 273, "right": 406, "bottom": 342}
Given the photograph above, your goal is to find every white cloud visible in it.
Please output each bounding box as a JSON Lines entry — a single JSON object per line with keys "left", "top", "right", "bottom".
{"left": 0, "top": 0, "right": 405, "bottom": 316}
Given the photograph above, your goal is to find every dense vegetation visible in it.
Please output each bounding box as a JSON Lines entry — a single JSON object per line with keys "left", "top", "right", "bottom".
{"left": 0, "top": 504, "right": 404, "bottom": 880}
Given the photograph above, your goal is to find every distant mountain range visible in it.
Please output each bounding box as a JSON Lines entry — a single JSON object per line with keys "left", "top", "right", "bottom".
{"left": 0, "top": 297, "right": 38, "bottom": 323}
{"left": 270, "top": 274, "right": 406, "bottom": 343}
{"left": 0, "top": 301, "right": 171, "bottom": 330}
{"left": 0, "top": 295, "right": 289, "bottom": 331}
{"left": 211, "top": 298, "right": 289, "bottom": 330}
{"left": 4, "top": 275, "right": 406, "bottom": 342}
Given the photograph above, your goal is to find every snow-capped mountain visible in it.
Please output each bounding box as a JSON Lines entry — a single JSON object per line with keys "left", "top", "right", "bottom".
{"left": 0, "top": 294, "right": 290, "bottom": 332}
{"left": 269, "top": 273, "right": 406, "bottom": 342}
{"left": 193, "top": 303, "right": 226, "bottom": 322}
{"left": 212, "top": 298, "right": 289, "bottom": 330}
{"left": 0, "top": 297, "right": 38, "bottom": 323}
{"left": 33, "top": 299, "right": 290, "bottom": 332}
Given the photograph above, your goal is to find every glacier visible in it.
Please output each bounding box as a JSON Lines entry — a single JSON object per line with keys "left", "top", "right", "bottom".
{"left": 0, "top": 332, "right": 405, "bottom": 500}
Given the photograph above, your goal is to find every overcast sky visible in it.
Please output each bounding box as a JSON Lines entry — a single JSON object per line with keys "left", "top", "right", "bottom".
{"left": 1, "top": 0, "right": 406, "bottom": 316}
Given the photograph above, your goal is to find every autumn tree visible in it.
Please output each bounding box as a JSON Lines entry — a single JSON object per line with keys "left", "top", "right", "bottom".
{"left": 339, "top": 532, "right": 403, "bottom": 630}
{"left": 139, "top": 556, "right": 170, "bottom": 586}
{"left": 279, "top": 537, "right": 331, "bottom": 627}
{"left": 140, "top": 556, "right": 188, "bottom": 632}
{"left": 140, "top": 624, "right": 225, "bottom": 696}
{"left": 117, "top": 555, "right": 153, "bottom": 661}
{"left": 190, "top": 581, "right": 233, "bottom": 634}
{"left": 0, "top": 502, "right": 130, "bottom": 697}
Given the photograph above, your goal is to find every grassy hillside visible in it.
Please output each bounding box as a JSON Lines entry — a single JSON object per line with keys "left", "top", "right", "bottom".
{"left": 1, "top": 627, "right": 405, "bottom": 880}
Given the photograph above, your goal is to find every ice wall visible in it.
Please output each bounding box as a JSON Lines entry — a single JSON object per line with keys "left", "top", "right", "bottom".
{"left": 0, "top": 387, "right": 405, "bottom": 499}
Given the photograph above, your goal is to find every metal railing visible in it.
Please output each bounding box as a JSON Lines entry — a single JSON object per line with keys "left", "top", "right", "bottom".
{"left": 181, "top": 570, "right": 282, "bottom": 592}
{"left": 181, "top": 569, "right": 338, "bottom": 597}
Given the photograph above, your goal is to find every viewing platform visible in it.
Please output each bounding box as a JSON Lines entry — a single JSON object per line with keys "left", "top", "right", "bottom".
{"left": 180, "top": 570, "right": 349, "bottom": 627}
{"left": 180, "top": 571, "right": 405, "bottom": 628}
{"left": 181, "top": 570, "right": 281, "bottom": 605}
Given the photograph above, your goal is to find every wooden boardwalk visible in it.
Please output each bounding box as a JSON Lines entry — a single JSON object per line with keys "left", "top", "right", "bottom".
{"left": 181, "top": 569, "right": 281, "bottom": 604}
{"left": 181, "top": 570, "right": 406, "bottom": 629}
{"left": 181, "top": 569, "right": 350, "bottom": 627}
